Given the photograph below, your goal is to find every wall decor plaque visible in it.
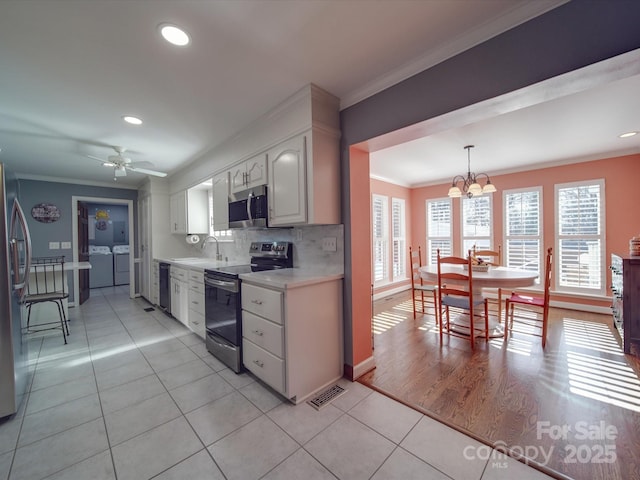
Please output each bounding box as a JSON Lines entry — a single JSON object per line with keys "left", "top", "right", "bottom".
{"left": 31, "top": 203, "right": 61, "bottom": 223}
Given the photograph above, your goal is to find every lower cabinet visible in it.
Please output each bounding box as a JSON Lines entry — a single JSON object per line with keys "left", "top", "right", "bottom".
{"left": 188, "top": 270, "right": 205, "bottom": 338}
{"left": 170, "top": 266, "right": 189, "bottom": 327}
{"left": 151, "top": 260, "right": 159, "bottom": 306}
{"left": 241, "top": 278, "right": 343, "bottom": 403}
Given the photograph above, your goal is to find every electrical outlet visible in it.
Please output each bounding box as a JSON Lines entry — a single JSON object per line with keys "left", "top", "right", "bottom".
{"left": 322, "top": 237, "right": 337, "bottom": 252}
{"left": 49, "top": 241, "right": 60, "bottom": 250}
{"left": 61, "top": 241, "right": 71, "bottom": 249}
{"left": 296, "top": 229, "right": 303, "bottom": 241}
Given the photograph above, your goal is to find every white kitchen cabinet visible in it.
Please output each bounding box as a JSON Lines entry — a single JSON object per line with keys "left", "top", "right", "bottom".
{"left": 267, "top": 128, "right": 340, "bottom": 226}
{"left": 188, "top": 270, "right": 205, "bottom": 338}
{"left": 170, "top": 266, "right": 189, "bottom": 326}
{"left": 169, "top": 189, "right": 209, "bottom": 234}
{"left": 211, "top": 172, "right": 229, "bottom": 230}
{"left": 241, "top": 277, "right": 343, "bottom": 403}
{"left": 151, "top": 260, "right": 159, "bottom": 306}
{"left": 230, "top": 153, "right": 267, "bottom": 193}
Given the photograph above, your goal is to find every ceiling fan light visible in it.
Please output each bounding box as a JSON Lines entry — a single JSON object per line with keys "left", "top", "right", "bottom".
{"left": 103, "top": 162, "right": 115, "bottom": 167}
{"left": 160, "top": 24, "right": 190, "bottom": 46}
{"left": 115, "top": 166, "right": 127, "bottom": 177}
{"left": 448, "top": 186, "right": 462, "bottom": 198}
{"left": 482, "top": 182, "right": 496, "bottom": 194}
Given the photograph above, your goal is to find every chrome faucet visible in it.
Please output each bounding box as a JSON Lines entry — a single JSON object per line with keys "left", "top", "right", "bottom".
{"left": 202, "top": 235, "right": 223, "bottom": 260}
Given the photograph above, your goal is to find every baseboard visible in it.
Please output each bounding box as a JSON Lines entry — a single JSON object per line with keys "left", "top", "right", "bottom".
{"left": 352, "top": 356, "right": 376, "bottom": 380}
{"left": 373, "top": 285, "right": 411, "bottom": 301}
{"left": 549, "top": 300, "right": 611, "bottom": 315}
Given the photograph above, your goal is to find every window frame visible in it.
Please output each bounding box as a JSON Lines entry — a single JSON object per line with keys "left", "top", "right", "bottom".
{"left": 503, "top": 186, "right": 543, "bottom": 283}
{"left": 460, "top": 194, "right": 493, "bottom": 257}
{"left": 425, "top": 197, "right": 453, "bottom": 265}
{"left": 372, "top": 194, "right": 389, "bottom": 286}
{"left": 391, "top": 197, "right": 407, "bottom": 281}
{"left": 554, "top": 179, "right": 606, "bottom": 295}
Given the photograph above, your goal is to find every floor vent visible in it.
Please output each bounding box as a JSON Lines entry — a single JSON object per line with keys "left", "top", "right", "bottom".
{"left": 308, "top": 385, "right": 346, "bottom": 410}
{"left": 143, "top": 307, "right": 155, "bottom": 312}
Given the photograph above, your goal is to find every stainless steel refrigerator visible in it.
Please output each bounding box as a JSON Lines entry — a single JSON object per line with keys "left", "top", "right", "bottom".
{"left": 0, "top": 163, "right": 32, "bottom": 418}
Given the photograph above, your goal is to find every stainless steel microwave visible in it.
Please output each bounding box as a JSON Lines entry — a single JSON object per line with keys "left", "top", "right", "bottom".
{"left": 228, "top": 185, "right": 268, "bottom": 228}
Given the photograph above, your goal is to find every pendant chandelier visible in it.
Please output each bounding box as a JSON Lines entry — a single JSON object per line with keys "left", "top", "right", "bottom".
{"left": 447, "top": 145, "right": 496, "bottom": 198}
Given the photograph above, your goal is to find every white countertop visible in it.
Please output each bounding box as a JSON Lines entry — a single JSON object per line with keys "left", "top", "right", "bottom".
{"left": 155, "top": 257, "right": 246, "bottom": 272}
{"left": 239, "top": 268, "right": 344, "bottom": 289}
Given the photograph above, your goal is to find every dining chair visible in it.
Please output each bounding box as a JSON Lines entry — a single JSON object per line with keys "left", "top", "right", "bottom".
{"left": 504, "top": 247, "right": 552, "bottom": 348}
{"left": 23, "top": 256, "right": 70, "bottom": 344}
{"left": 436, "top": 250, "right": 489, "bottom": 350}
{"left": 409, "top": 246, "right": 438, "bottom": 323}
{"left": 472, "top": 245, "right": 503, "bottom": 322}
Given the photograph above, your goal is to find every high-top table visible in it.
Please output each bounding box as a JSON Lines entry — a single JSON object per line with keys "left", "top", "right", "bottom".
{"left": 419, "top": 265, "right": 539, "bottom": 337}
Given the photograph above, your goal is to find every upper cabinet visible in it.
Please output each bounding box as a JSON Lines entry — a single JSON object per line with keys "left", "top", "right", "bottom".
{"left": 212, "top": 171, "right": 229, "bottom": 231}
{"left": 170, "top": 188, "right": 209, "bottom": 234}
{"left": 230, "top": 153, "right": 267, "bottom": 193}
{"left": 268, "top": 127, "right": 340, "bottom": 227}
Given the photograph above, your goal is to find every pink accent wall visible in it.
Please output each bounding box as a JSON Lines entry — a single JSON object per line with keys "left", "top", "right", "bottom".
{"left": 370, "top": 178, "right": 412, "bottom": 295}
{"left": 409, "top": 153, "right": 640, "bottom": 307}
{"left": 349, "top": 147, "right": 374, "bottom": 367}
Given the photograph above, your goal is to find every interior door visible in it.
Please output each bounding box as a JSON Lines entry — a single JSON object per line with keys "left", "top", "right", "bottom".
{"left": 77, "top": 201, "right": 90, "bottom": 304}
{"left": 139, "top": 194, "right": 150, "bottom": 300}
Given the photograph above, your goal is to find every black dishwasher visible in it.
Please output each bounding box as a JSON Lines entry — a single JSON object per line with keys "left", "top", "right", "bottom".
{"left": 159, "top": 262, "right": 171, "bottom": 313}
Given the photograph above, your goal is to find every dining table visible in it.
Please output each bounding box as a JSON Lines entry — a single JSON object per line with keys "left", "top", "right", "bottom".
{"left": 418, "top": 265, "right": 539, "bottom": 337}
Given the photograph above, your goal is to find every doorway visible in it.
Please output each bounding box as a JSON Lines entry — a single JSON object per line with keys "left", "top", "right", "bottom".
{"left": 72, "top": 196, "right": 135, "bottom": 305}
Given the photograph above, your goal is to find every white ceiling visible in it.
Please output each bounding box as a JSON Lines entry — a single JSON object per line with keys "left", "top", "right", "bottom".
{"left": 9, "top": 2, "right": 639, "bottom": 192}
{"left": 0, "top": 0, "right": 570, "bottom": 188}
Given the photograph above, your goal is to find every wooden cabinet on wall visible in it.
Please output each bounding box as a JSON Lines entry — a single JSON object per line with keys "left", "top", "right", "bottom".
{"left": 611, "top": 254, "right": 640, "bottom": 355}
{"left": 230, "top": 154, "right": 267, "bottom": 193}
{"left": 267, "top": 127, "right": 340, "bottom": 227}
{"left": 169, "top": 189, "right": 209, "bottom": 234}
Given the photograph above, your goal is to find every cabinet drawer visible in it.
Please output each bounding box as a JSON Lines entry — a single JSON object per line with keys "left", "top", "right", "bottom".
{"left": 189, "top": 270, "right": 204, "bottom": 283}
{"left": 171, "top": 267, "right": 188, "bottom": 281}
{"left": 188, "top": 310, "right": 206, "bottom": 339}
{"left": 242, "top": 283, "right": 283, "bottom": 324}
{"left": 242, "top": 311, "right": 283, "bottom": 357}
{"left": 188, "top": 290, "right": 205, "bottom": 315}
{"left": 243, "top": 339, "right": 285, "bottom": 393}
{"left": 189, "top": 280, "right": 204, "bottom": 295}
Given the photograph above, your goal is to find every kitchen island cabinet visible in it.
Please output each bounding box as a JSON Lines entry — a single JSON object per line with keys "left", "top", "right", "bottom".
{"left": 240, "top": 272, "right": 343, "bottom": 403}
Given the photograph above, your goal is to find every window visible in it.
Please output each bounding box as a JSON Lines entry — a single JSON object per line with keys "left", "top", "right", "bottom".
{"left": 555, "top": 180, "right": 605, "bottom": 293}
{"left": 391, "top": 198, "right": 406, "bottom": 279}
{"left": 372, "top": 194, "right": 389, "bottom": 284}
{"left": 504, "top": 188, "right": 542, "bottom": 277}
{"left": 461, "top": 196, "right": 492, "bottom": 256}
{"left": 426, "top": 198, "right": 452, "bottom": 264}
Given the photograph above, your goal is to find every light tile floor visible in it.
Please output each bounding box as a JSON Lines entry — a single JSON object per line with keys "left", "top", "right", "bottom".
{"left": 0, "top": 287, "right": 555, "bottom": 480}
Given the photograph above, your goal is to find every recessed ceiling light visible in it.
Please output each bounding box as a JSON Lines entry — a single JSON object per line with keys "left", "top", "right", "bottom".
{"left": 160, "top": 24, "right": 190, "bottom": 46}
{"left": 619, "top": 131, "right": 638, "bottom": 138}
{"left": 123, "top": 115, "right": 143, "bottom": 125}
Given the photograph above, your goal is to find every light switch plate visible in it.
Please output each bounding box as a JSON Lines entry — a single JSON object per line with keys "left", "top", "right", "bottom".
{"left": 61, "top": 241, "right": 71, "bottom": 249}
{"left": 49, "top": 241, "right": 60, "bottom": 250}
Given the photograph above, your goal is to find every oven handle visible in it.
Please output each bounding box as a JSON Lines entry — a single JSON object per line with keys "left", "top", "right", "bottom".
{"left": 204, "top": 278, "right": 237, "bottom": 290}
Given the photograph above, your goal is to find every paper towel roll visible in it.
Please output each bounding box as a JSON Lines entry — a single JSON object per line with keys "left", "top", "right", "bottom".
{"left": 186, "top": 234, "right": 200, "bottom": 245}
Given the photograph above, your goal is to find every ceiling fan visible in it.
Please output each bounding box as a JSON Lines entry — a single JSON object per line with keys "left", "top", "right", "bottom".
{"left": 87, "top": 146, "right": 167, "bottom": 179}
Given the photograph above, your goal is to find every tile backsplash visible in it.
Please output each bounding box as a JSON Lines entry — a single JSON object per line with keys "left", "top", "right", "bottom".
{"left": 200, "top": 224, "right": 344, "bottom": 274}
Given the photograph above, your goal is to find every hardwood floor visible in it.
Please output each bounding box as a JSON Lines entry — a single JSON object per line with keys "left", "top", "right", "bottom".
{"left": 360, "top": 291, "right": 640, "bottom": 480}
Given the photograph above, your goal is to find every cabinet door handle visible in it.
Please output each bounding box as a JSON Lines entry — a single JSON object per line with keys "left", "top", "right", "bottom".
{"left": 191, "top": 301, "right": 199, "bottom": 305}
{"left": 252, "top": 329, "right": 264, "bottom": 336}
{"left": 251, "top": 299, "right": 263, "bottom": 305}
{"left": 253, "top": 359, "right": 264, "bottom": 368}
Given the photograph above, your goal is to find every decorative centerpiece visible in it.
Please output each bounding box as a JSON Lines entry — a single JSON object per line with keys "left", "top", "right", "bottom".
{"left": 464, "top": 255, "right": 490, "bottom": 272}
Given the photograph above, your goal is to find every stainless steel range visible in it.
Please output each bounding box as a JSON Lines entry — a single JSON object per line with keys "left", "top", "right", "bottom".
{"left": 204, "top": 241, "right": 292, "bottom": 372}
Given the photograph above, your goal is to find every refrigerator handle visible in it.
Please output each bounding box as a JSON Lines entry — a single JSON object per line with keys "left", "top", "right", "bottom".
{"left": 10, "top": 199, "right": 32, "bottom": 298}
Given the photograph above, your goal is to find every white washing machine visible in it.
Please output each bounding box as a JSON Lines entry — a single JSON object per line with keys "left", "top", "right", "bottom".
{"left": 113, "top": 245, "right": 130, "bottom": 285}
{"left": 89, "top": 245, "right": 113, "bottom": 288}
